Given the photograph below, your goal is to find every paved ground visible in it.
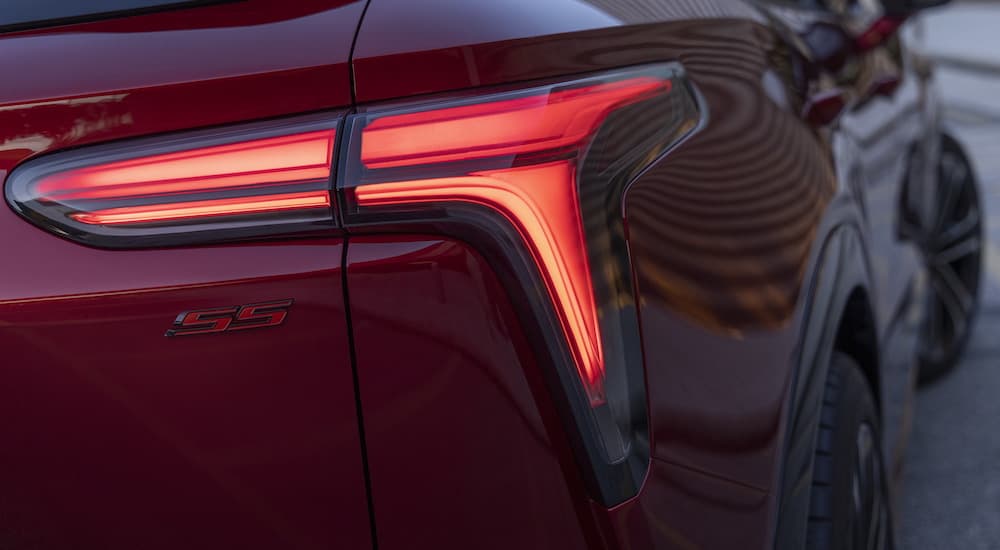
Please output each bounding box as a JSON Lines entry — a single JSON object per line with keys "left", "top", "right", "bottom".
{"left": 899, "top": 26, "right": 1000, "bottom": 547}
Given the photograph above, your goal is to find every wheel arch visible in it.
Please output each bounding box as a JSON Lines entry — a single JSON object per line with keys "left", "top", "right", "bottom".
{"left": 834, "top": 286, "right": 882, "bottom": 414}
{"left": 773, "top": 218, "right": 881, "bottom": 549}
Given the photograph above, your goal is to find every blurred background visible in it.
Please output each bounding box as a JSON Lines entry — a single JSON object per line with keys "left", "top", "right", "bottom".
{"left": 902, "top": 1, "right": 1000, "bottom": 548}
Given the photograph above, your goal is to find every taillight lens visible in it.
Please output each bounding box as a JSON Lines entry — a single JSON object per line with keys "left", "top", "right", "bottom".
{"left": 2, "top": 65, "right": 702, "bottom": 504}
{"left": 340, "top": 64, "right": 703, "bottom": 504}
{"left": 5, "top": 115, "right": 341, "bottom": 248}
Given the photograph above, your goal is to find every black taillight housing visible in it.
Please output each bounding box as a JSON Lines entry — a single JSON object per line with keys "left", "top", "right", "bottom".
{"left": 338, "top": 64, "right": 705, "bottom": 505}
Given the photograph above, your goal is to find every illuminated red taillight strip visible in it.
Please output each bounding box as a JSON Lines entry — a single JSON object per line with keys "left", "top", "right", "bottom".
{"left": 36, "top": 130, "right": 335, "bottom": 201}
{"left": 350, "top": 76, "right": 672, "bottom": 406}
{"left": 361, "top": 79, "right": 668, "bottom": 169}
{"left": 5, "top": 117, "right": 340, "bottom": 246}
{"left": 69, "top": 190, "right": 331, "bottom": 225}
{"left": 344, "top": 65, "right": 700, "bottom": 504}
{"left": 355, "top": 161, "right": 605, "bottom": 397}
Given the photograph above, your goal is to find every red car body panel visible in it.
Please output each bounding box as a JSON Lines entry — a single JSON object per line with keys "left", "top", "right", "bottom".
{"left": 352, "top": 0, "right": 763, "bottom": 104}
{"left": 346, "top": 237, "right": 593, "bottom": 549}
{"left": 0, "top": 0, "right": 361, "bottom": 171}
{"left": 347, "top": 0, "right": 927, "bottom": 548}
{"left": 348, "top": 2, "right": 831, "bottom": 548}
{"left": 0, "top": 0, "right": 931, "bottom": 548}
{"left": 607, "top": 458, "right": 771, "bottom": 549}
{"left": 0, "top": 2, "right": 370, "bottom": 548}
{"left": 345, "top": 238, "right": 775, "bottom": 549}
{"left": 0, "top": 241, "right": 370, "bottom": 548}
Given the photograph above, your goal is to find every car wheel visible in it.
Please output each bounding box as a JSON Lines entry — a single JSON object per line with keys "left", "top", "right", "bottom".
{"left": 919, "top": 135, "right": 983, "bottom": 384}
{"left": 806, "top": 353, "right": 891, "bottom": 550}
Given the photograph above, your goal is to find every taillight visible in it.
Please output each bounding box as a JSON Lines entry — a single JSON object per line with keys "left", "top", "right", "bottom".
{"left": 340, "top": 64, "right": 703, "bottom": 505}
{"left": 3, "top": 65, "right": 702, "bottom": 505}
{"left": 5, "top": 115, "right": 341, "bottom": 247}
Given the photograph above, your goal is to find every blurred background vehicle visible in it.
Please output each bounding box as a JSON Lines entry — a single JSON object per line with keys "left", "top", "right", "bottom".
{"left": 902, "top": 2, "right": 1000, "bottom": 548}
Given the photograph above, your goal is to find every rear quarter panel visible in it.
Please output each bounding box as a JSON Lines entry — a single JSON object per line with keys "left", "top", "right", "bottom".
{"left": 0, "top": 240, "right": 367, "bottom": 549}
{"left": 0, "top": 2, "right": 371, "bottom": 547}
{"left": 349, "top": 0, "right": 839, "bottom": 548}
{"left": 350, "top": 0, "right": 923, "bottom": 548}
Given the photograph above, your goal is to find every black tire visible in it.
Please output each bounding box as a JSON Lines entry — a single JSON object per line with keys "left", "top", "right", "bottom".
{"left": 918, "top": 135, "right": 982, "bottom": 384}
{"left": 806, "top": 353, "right": 891, "bottom": 550}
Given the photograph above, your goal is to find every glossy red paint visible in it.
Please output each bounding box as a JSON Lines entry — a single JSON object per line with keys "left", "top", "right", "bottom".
{"left": 345, "top": 236, "right": 776, "bottom": 550}
{"left": 348, "top": 0, "right": 796, "bottom": 522}
{"left": 0, "top": 0, "right": 936, "bottom": 547}
{"left": 617, "top": 14, "right": 838, "bottom": 488}
{"left": 345, "top": 236, "right": 594, "bottom": 550}
{"left": 350, "top": 0, "right": 762, "bottom": 103}
{"left": 0, "top": 0, "right": 363, "bottom": 176}
{"left": 347, "top": 0, "right": 929, "bottom": 547}
{"left": 0, "top": 2, "right": 370, "bottom": 548}
{"left": 0, "top": 239, "right": 369, "bottom": 549}
{"left": 603, "top": 458, "right": 772, "bottom": 549}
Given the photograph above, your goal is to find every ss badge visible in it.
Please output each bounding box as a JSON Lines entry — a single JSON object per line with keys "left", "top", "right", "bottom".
{"left": 166, "top": 299, "right": 294, "bottom": 337}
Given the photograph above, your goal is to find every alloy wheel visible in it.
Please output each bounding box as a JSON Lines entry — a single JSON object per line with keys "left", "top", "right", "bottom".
{"left": 920, "top": 145, "right": 983, "bottom": 378}
{"left": 850, "top": 423, "right": 888, "bottom": 550}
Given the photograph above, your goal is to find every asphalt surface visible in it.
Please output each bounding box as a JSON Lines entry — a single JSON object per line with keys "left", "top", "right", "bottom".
{"left": 899, "top": 62, "right": 1000, "bottom": 548}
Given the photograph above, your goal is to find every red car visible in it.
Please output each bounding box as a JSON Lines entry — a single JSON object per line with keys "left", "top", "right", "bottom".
{"left": 0, "top": 0, "right": 981, "bottom": 548}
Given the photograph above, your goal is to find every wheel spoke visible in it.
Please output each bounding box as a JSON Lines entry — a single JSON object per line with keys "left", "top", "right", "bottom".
{"left": 933, "top": 206, "right": 980, "bottom": 253}
{"left": 930, "top": 263, "right": 972, "bottom": 339}
{"left": 938, "top": 261, "right": 975, "bottom": 313}
{"left": 921, "top": 145, "right": 981, "bottom": 368}
{"left": 934, "top": 153, "right": 967, "bottom": 233}
{"left": 934, "top": 235, "right": 981, "bottom": 266}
